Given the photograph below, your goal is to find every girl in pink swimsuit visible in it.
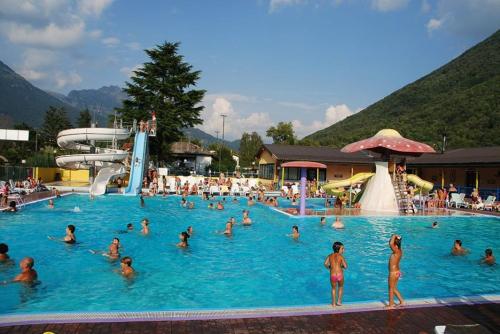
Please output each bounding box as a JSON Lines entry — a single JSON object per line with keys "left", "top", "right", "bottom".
{"left": 324, "top": 241, "right": 348, "bottom": 307}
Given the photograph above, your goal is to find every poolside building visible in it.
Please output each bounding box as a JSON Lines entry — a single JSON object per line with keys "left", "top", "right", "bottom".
{"left": 256, "top": 144, "right": 500, "bottom": 198}
{"left": 170, "top": 141, "right": 214, "bottom": 175}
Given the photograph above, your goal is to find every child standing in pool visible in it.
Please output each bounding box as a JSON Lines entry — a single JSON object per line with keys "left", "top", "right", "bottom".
{"left": 324, "top": 241, "right": 347, "bottom": 307}
{"left": 120, "top": 256, "right": 135, "bottom": 277}
{"left": 387, "top": 234, "right": 404, "bottom": 308}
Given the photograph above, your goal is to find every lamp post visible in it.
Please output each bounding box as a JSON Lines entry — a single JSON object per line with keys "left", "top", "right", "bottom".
{"left": 215, "top": 130, "right": 220, "bottom": 175}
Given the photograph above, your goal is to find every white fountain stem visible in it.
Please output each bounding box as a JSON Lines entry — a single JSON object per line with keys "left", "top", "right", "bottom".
{"left": 359, "top": 161, "right": 399, "bottom": 213}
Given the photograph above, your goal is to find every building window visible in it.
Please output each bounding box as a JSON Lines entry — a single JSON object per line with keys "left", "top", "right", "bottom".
{"left": 285, "top": 167, "right": 300, "bottom": 180}
{"left": 259, "top": 163, "right": 275, "bottom": 179}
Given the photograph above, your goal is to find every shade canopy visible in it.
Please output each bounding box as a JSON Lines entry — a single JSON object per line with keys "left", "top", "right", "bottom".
{"left": 281, "top": 161, "right": 327, "bottom": 169}
{"left": 341, "top": 129, "right": 436, "bottom": 156}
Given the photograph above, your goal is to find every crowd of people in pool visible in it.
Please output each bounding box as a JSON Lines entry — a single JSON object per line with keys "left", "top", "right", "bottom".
{"left": 0, "top": 193, "right": 497, "bottom": 310}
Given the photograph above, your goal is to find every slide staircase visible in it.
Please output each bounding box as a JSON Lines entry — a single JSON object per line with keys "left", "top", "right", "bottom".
{"left": 392, "top": 173, "right": 415, "bottom": 213}
{"left": 123, "top": 131, "right": 148, "bottom": 196}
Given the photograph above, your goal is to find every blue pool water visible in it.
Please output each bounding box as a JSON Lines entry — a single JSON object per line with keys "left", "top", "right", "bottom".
{"left": 0, "top": 195, "right": 498, "bottom": 315}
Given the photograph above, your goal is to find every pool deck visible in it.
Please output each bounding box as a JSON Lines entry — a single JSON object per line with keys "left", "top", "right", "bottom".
{"left": 0, "top": 302, "right": 498, "bottom": 333}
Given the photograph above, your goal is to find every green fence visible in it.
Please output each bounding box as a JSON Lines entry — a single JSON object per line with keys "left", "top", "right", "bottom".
{"left": 0, "top": 166, "right": 34, "bottom": 182}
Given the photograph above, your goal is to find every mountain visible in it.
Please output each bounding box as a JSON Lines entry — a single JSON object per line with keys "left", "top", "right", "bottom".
{"left": 0, "top": 61, "right": 79, "bottom": 128}
{"left": 305, "top": 30, "right": 500, "bottom": 149}
{"left": 183, "top": 127, "right": 240, "bottom": 151}
{"left": 48, "top": 85, "right": 127, "bottom": 126}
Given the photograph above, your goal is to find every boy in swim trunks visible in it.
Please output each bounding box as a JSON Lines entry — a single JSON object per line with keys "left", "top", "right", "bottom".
{"left": 481, "top": 248, "right": 495, "bottom": 265}
{"left": 0, "top": 243, "right": 9, "bottom": 261}
{"left": 141, "top": 219, "right": 150, "bottom": 235}
{"left": 289, "top": 226, "right": 300, "bottom": 239}
{"left": 324, "top": 241, "right": 347, "bottom": 307}
{"left": 13, "top": 257, "right": 37, "bottom": 283}
{"left": 120, "top": 256, "right": 135, "bottom": 277}
{"left": 108, "top": 238, "right": 121, "bottom": 259}
{"left": 387, "top": 234, "right": 404, "bottom": 308}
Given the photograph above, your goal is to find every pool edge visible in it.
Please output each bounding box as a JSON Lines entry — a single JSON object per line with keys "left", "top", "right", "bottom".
{"left": 1, "top": 294, "right": 498, "bottom": 327}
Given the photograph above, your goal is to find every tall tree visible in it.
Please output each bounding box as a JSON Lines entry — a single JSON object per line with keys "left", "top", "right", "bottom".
{"left": 266, "top": 122, "right": 296, "bottom": 144}
{"left": 239, "top": 132, "right": 263, "bottom": 167}
{"left": 207, "top": 143, "right": 236, "bottom": 174}
{"left": 116, "top": 42, "right": 206, "bottom": 161}
{"left": 77, "top": 109, "right": 92, "bottom": 128}
{"left": 40, "top": 106, "right": 72, "bottom": 147}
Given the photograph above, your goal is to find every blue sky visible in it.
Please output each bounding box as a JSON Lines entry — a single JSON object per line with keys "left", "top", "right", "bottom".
{"left": 0, "top": 0, "right": 499, "bottom": 139}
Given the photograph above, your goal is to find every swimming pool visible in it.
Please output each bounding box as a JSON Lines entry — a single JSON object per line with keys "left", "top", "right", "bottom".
{"left": 0, "top": 194, "right": 498, "bottom": 316}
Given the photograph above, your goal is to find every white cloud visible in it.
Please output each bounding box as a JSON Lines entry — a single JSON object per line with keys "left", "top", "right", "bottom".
{"left": 125, "top": 42, "right": 141, "bottom": 50}
{"left": 269, "top": 0, "right": 305, "bottom": 13}
{"left": 18, "top": 68, "right": 47, "bottom": 81}
{"left": 22, "top": 48, "right": 57, "bottom": 68}
{"left": 426, "top": 0, "right": 500, "bottom": 38}
{"left": 371, "top": 0, "right": 409, "bottom": 12}
{"left": 292, "top": 104, "right": 357, "bottom": 137}
{"left": 54, "top": 71, "right": 82, "bottom": 88}
{"left": 78, "top": 0, "right": 114, "bottom": 16}
{"left": 426, "top": 18, "right": 444, "bottom": 32}
{"left": 120, "top": 64, "right": 142, "bottom": 78}
{"left": 1, "top": 19, "right": 85, "bottom": 48}
{"left": 89, "top": 29, "right": 102, "bottom": 38}
{"left": 199, "top": 96, "right": 273, "bottom": 140}
{"left": 101, "top": 36, "right": 120, "bottom": 47}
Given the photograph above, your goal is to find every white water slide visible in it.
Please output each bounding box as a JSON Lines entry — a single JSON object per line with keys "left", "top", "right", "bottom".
{"left": 56, "top": 128, "right": 131, "bottom": 195}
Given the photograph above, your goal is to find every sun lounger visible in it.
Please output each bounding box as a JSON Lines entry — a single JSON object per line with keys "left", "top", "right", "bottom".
{"left": 482, "top": 195, "right": 496, "bottom": 211}
{"left": 449, "top": 193, "right": 467, "bottom": 208}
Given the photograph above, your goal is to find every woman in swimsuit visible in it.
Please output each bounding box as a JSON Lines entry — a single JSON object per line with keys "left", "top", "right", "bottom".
{"left": 324, "top": 241, "right": 347, "bottom": 307}
{"left": 48, "top": 225, "right": 76, "bottom": 244}
{"left": 387, "top": 234, "right": 404, "bottom": 308}
{"left": 177, "top": 232, "right": 190, "bottom": 248}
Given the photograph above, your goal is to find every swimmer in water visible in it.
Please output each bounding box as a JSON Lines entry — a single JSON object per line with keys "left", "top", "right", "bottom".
{"left": 208, "top": 203, "right": 214, "bottom": 209}
{"left": 181, "top": 198, "right": 187, "bottom": 207}
{"left": 5, "top": 201, "right": 17, "bottom": 212}
{"left": 141, "top": 218, "right": 150, "bottom": 235}
{"left": 451, "top": 239, "right": 468, "bottom": 256}
{"left": 223, "top": 220, "right": 233, "bottom": 235}
{"left": 332, "top": 217, "right": 344, "bottom": 229}
{"left": 320, "top": 217, "right": 326, "bottom": 225}
{"left": 187, "top": 226, "right": 193, "bottom": 236}
{"left": 0, "top": 243, "right": 10, "bottom": 261}
{"left": 48, "top": 199, "right": 54, "bottom": 209}
{"left": 177, "top": 232, "right": 190, "bottom": 248}
{"left": 120, "top": 256, "right": 135, "bottom": 277}
{"left": 13, "top": 257, "right": 37, "bottom": 283}
{"left": 48, "top": 224, "right": 76, "bottom": 244}
{"left": 188, "top": 202, "right": 195, "bottom": 209}
{"left": 229, "top": 217, "right": 236, "bottom": 226}
{"left": 481, "top": 248, "right": 495, "bottom": 265}
{"left": 387, "top": 234, "right": 404, "bottom": 308}
{"left": 216, "top": 201, "right": 224, "bottom": 210}
{"left": 431, "top": 222, "right": 438, "bottom": 228}
{"left": 232, "top": 197, "right": 238, "bottom": 203}
{"left": 324, "top": 241, "right": 347, "bottom": 307}
{"left": 247, "top": 196, "right": 255, "bottom": 206}
{"left": 140, "top": 195, "right": 145, "bottom": 207}
{"left": 287, "top": 225, "right": 300, "bottom": 239}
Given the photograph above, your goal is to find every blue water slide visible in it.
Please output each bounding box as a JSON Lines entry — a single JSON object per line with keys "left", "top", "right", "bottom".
{"left": 124, "top": 132, "right": 148, "bottom": 195}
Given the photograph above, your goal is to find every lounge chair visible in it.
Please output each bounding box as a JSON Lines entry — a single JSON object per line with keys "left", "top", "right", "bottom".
{"left": 482, "top": 196, "right": 496, "bottom": 211}
{"left": 449, "top": 193, "right": 467, "bottom": 208}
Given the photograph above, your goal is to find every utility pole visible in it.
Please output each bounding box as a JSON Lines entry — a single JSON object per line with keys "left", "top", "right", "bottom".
{"left": 215, "top": 130, "right": 220, "bottom": 174}
{"left": 221, "top": 114, "right": 227, "bottom": 141}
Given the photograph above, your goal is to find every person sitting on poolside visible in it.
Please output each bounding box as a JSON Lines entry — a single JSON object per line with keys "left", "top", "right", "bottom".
{"left": 13, "top": 257, "right": 37, "bottom": 283}
{"left": 141, "top": 218, "right": 150, "bottom": 235}
{"left": 387, "top": 235, "right": 404, "bottom": 308}
{"left": 216, "top": 201, "right": 224, "bottom": 210}
{"left": 120, "top": 256, "right": 135, "bottom": 277}
{"left": 5, "top": 201, "right": 17, "bottom": 212}
{"left": 332, "top": 217, "right": 344, "bottom": 229}
{"left": 320, "top": 217, "right": 326, "bottom": 225}
{"left": 481, "top": 248, "right": 495, "bottom": 265}
{"left": 48, "top": 199, "right": 54, "bottom": 209}
{"left": 288, "top": 226, "right": 300, "bottom": 239}
{"left": 187, "top": 226, "right": 193, "bottom": 236}
{"left": 177, "top": 232, "right": 190, "bottom": 248}
{"left": 324, "top": 241, "right": 347, "bottom": 307}
{"left": 0, "top": 243, "right": 10, "bottom": 262}
{"left": 451, "top": 239, "right": 468, "bottom": 256}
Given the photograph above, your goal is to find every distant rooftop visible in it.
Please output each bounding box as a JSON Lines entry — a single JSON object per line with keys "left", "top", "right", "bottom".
{"left": 407, "top": 146, "right": 500, "bottom": 166}
{"left": 170, "top": 141, "right": 213, "bottom": 156}
{"left": 258, "top": 144, "right": 376, "bottom": 164}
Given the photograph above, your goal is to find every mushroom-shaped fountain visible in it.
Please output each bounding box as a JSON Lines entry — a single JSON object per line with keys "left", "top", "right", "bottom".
{"left": 281, "top": 161, "right": 327, "bottom": 215}
{"left": 341, "top": 129, "right": 435, "bottom": 213}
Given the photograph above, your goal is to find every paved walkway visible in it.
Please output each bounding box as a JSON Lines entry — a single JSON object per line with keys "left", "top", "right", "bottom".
{"left": 0, "top": 303, "right": 498, "bottom": 334}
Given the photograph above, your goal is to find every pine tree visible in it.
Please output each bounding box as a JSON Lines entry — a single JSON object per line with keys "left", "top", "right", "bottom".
{"left": 40, "top": 106, "right": 72, "bottom": 147}
{"left": 116, "top": 42, "right": 206, "bottom": 161}
{"left": 77, "top": 109, "right": 92, "bottom": 127}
